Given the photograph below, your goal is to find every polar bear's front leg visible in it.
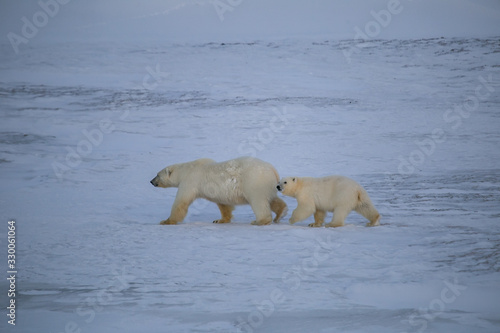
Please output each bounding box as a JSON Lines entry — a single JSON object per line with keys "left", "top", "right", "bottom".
{"left": 160, "top": 201, "right": 190, "bottom": 225}
{"left": 213, "top": 204, "right": 234, "bottom": 223}
{"left": 309, "top": 210, "right": 326, "bottom": 227}
{"left": 160, "top": 190, "right": 195, "bottom": 225}
{"left": 160, "top": 218, "right": 178, "bottom": 225}
{"left": 289, "top": 200, "right": 315, "bottom": 225}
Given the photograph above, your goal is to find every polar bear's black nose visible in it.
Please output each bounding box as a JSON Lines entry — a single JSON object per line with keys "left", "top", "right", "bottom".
{"left": 277, "top": 185, "right": 282, "bottom": 191}
{"left": 150, "top": 179, "right": 157, "bottom": 187}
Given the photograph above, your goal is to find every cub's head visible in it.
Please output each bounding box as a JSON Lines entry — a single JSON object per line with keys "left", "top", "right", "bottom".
{"left": 277, "top": 177, "right": 298, "bottom": 197}
{"left": 150, "top": 165, "right": 178, "bottom": 188}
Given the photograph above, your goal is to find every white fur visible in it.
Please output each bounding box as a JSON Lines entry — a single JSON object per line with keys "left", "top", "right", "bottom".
{"left": 151, "top": 157, "right": 287, "bottom": 225}
{"left": 277, "top": 176, "right": 380, "bottom": 227}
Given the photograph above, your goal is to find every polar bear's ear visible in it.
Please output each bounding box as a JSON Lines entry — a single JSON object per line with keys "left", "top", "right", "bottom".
{"left": 292, "top": 178, "right": 296, "bottom": 182}
{"left": 165, "top": 168, "right": 171, "bottom": 177}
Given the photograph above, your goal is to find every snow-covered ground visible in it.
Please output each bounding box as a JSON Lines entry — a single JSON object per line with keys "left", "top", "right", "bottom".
{"left": 0, "top": 36, "right": 499, "bottom": 332}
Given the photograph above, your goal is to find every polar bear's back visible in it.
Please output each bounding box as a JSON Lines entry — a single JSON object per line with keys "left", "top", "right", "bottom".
{"left": 306, "top": 175, "right": 364, "bottom": 211}
{"left": 207, "top": 157, "right": 277, "bottom": 179}
{"left": 197, "top": 157, "right": 279, "bottom": 205}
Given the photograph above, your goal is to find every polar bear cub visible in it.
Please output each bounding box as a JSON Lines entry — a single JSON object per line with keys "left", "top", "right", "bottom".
{"left": 151, "top": 157, "right": 288, "bottom": 225}
{"left": 277, "top": 176, "right": 380, "bottom": 227}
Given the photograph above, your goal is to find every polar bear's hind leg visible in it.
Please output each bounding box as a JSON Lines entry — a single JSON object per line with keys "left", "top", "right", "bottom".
{"left": 271, "top": 197, "right": 288, "bottom": 223}
{"left": 355, "top": 190, "right": 380, "bottom": 227}
{"left": 326, "top": 208, "right": 350, "bottom": 228}
{"left": 357, "top": 204, "right": 380, "bottom": 227}
{"left": 249, "top": 199, "right": 273, "bottom": 226}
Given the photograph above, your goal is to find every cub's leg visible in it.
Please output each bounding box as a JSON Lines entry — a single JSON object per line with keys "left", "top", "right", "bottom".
{"left": 270, "top": 197, "right": 288, "bottom": 223}
{"left": 289, "top": 199, "right": 315, "bottom": 225}
{"left": 309, "top": 210, "right": 326, "bottom": 227}
{"left": 213, "top": 204, "right": 234, "bottom": 224}
{"left": 326, "top": 208, "right": 351, "bottom": 228}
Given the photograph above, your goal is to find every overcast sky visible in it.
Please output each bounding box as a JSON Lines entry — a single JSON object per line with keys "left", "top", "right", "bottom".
{"left": 1, "top": 0, "right": 500, "bottom": 45}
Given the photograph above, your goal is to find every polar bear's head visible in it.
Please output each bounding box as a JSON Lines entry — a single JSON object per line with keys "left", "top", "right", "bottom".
{"left": 277, "top": 177, "right": 298, "bottom": 196}
{"left": 150, "top": 166, "right": 178, "bottom": 188}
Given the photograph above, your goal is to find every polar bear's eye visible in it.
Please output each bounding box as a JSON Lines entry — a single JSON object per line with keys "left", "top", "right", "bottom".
{"left": 284, "top": 181, "right": 287, "bottom": 184}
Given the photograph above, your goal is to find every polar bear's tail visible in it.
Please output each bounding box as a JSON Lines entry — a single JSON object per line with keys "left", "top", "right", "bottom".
{"left": 355, "top": 188, "right": 380, "bottom": 227}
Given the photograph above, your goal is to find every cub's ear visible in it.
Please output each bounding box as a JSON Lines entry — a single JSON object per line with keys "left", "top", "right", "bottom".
{"left": 165, "top": 168, "right": 171, "bottom": 177}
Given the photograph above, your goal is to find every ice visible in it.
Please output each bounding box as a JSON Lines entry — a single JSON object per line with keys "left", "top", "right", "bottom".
{"left": 0, "top": 14, "right": 500, "bottom": 333}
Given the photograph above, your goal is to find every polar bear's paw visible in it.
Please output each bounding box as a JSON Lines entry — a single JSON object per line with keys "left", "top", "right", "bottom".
{"left": 366, "top": 220, "right": 380, "bottom": 227}
{"left": 213, "top": 219, "right": 231, "bottom": 224}
{"left": 160, "top": 219, "right": 178, "bottom": 225}
{"left": 251, "top": 219, "right": 271, "bottom": 226}
{"left": 308, "top": 222, "right": 323, "bottom": 228}
{"left": 366, "top": 214, "right": 380, "bottom": 227}
{"left": 325, "top": 222, "right": 344, "bottom": 228}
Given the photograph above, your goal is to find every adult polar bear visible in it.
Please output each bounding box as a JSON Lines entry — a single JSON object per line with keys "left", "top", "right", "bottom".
{"left": 277, "top": 176, "right": 380, "bottom": 228}
{"left": 151, "top": 157, "right": 288, "bottom": 225}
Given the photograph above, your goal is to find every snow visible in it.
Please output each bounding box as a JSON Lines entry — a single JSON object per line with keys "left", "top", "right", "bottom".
{"left": 1, "top": 2, "right": 500, "bottom": 333}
